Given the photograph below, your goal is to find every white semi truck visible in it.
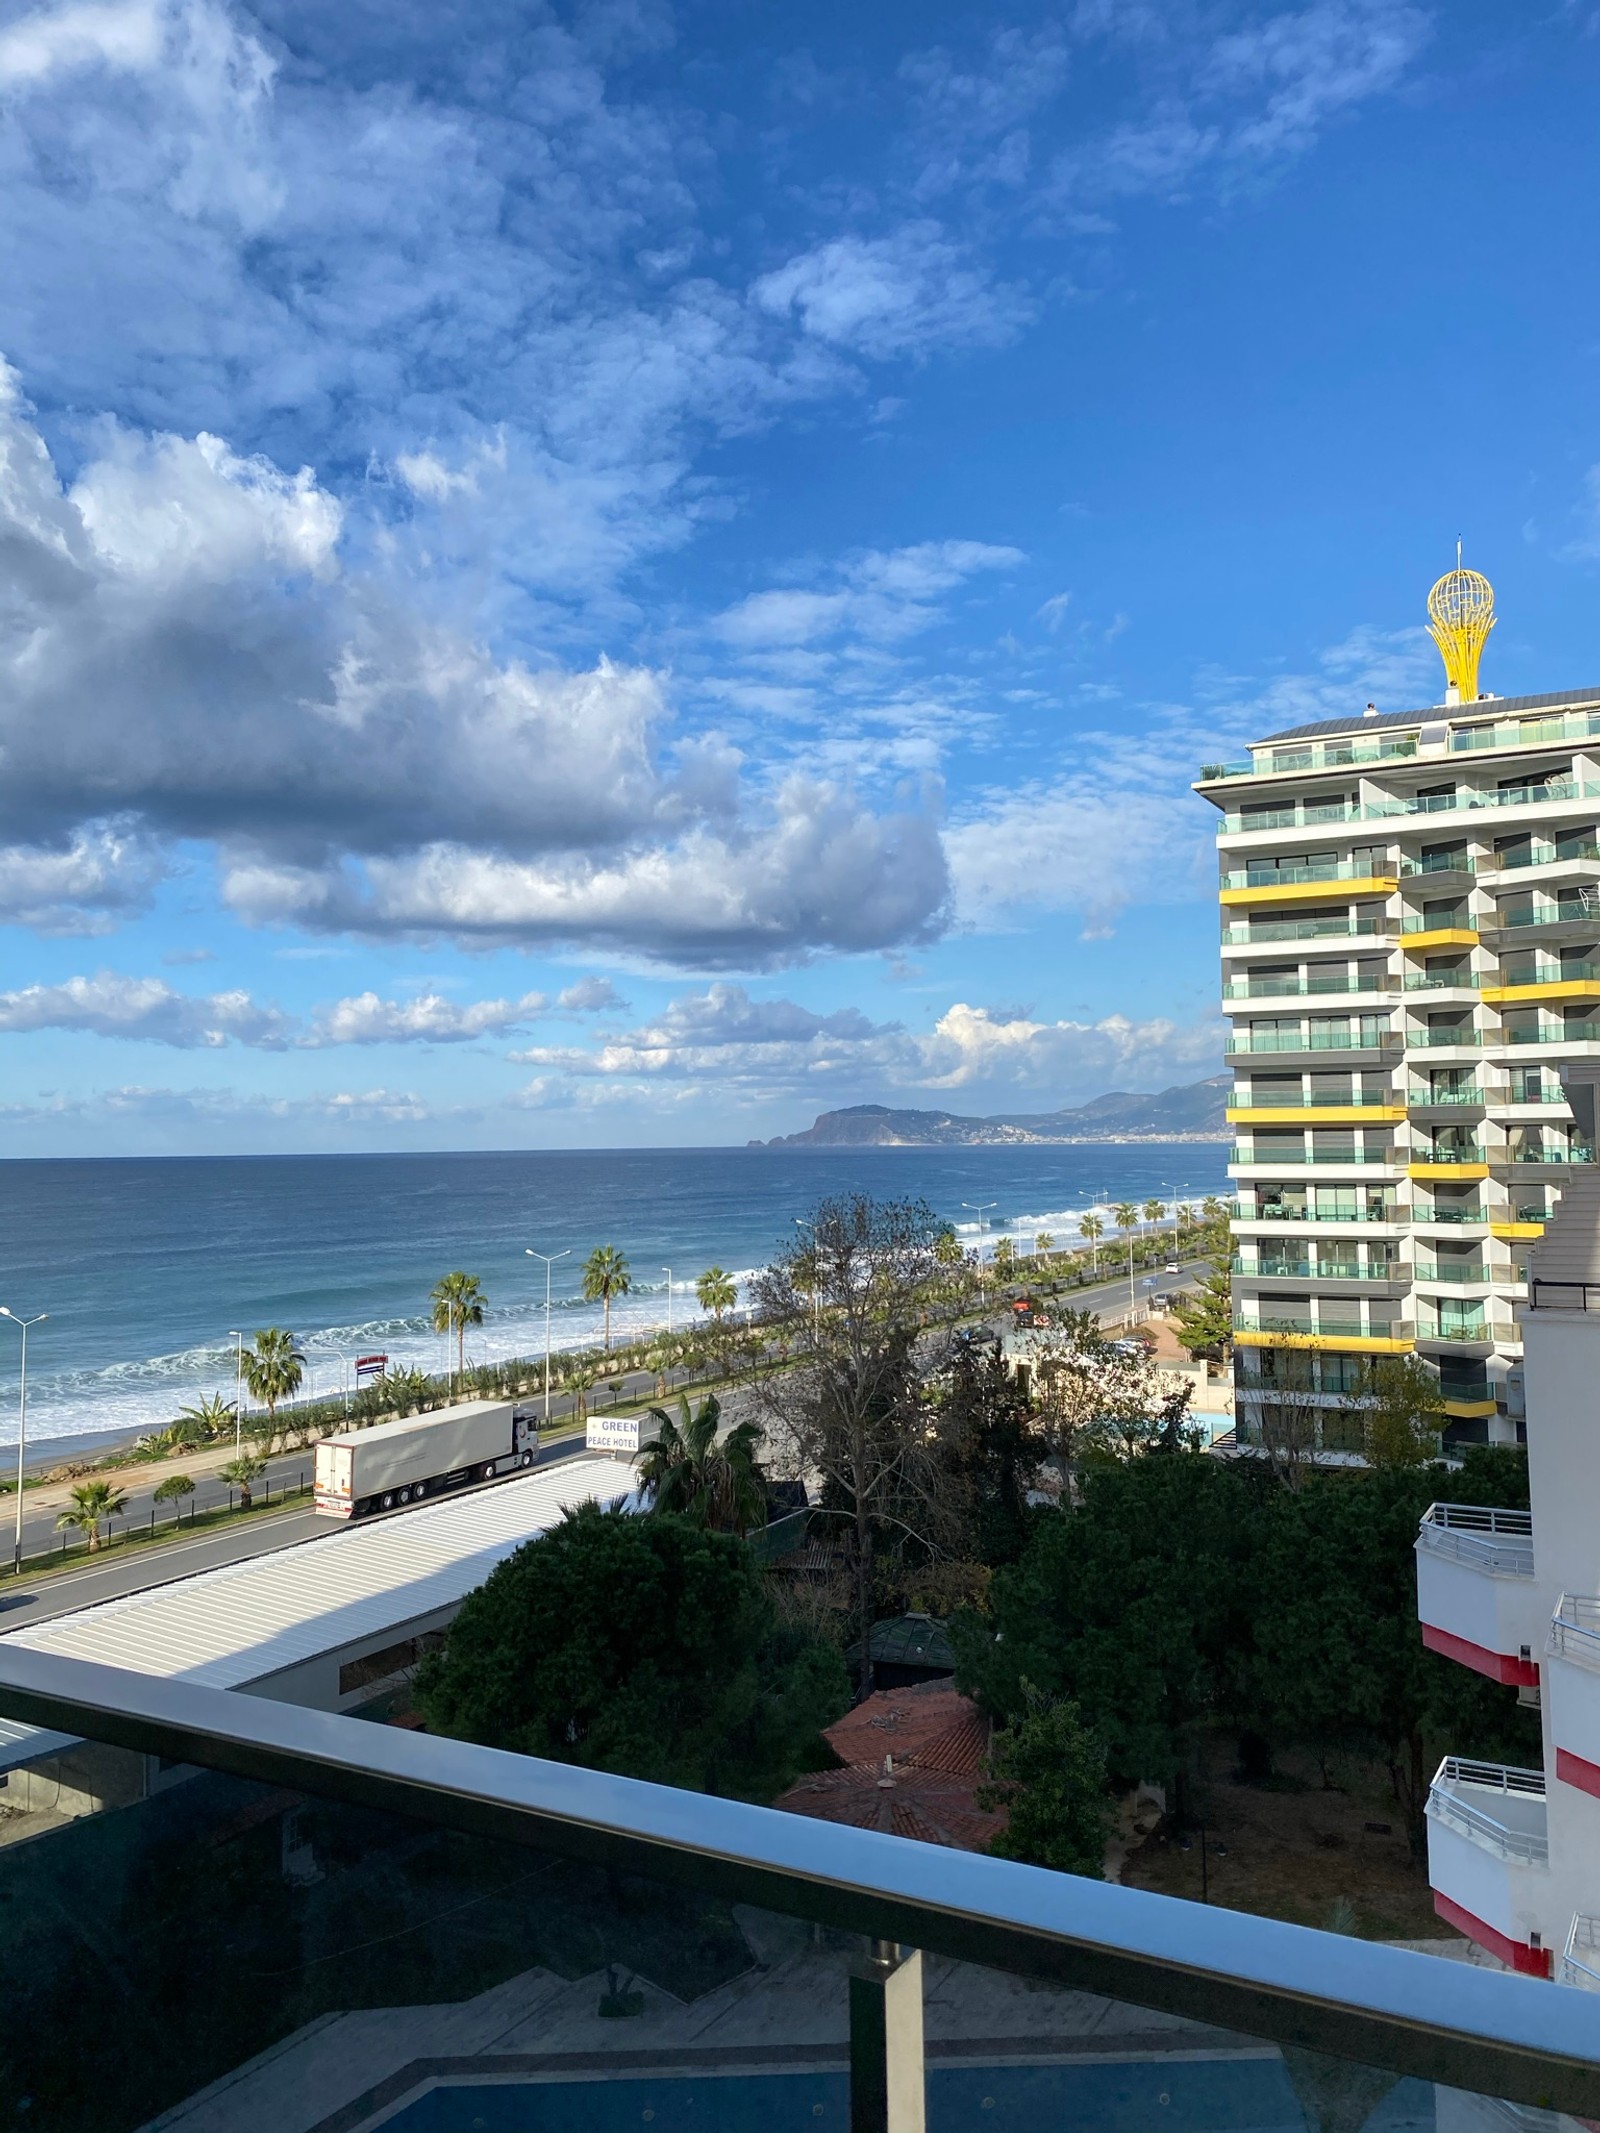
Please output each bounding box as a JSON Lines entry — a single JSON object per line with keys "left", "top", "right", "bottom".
{"left": 314, "top": 1399, "right": 539, "bottom": 1521}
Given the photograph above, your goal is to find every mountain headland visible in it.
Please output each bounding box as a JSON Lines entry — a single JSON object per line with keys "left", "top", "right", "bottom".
{"left": 750, "top": 1075, "right": 1231, "bottom": 1148}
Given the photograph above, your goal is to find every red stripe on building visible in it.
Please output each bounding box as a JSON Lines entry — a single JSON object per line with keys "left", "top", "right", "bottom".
{"left": 1432, "top": 1890, "right": 1552, "bottom": 1977}
{"left": 1557, "top": 1746, "right": 1600, "bottom": 1800}
{"left": 1421, "top": 1622, "right": 1539, "bottom": 1687}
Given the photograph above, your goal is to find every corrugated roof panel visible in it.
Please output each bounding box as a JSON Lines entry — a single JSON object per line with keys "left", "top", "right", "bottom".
{"left": 0, "top": 1457, "right": 632, "bottom": 1694}
{"left": 1259, "top": 687, "right": 1600, "bottom": 746}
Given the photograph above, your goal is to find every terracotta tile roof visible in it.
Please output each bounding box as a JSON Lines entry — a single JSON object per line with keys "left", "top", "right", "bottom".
{"left": 774, "top": 1682, "right": 1005, "bottom": 1854}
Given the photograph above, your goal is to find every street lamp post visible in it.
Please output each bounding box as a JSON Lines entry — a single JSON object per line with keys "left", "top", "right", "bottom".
{"left": 0, "top": 1308, "right": 48, "bottom": 1575}
{"left": 525, "top": 1248, "right": 571, "bottom": 1426}
{"left": 961, "top": 1202, "right": 998, "bottom": 1308}
{"left": 229, "top": 1331, "right": 244, "bottom": 1453}
{"left": 662, "top": 1268, "right": 673, "bottom": 1339}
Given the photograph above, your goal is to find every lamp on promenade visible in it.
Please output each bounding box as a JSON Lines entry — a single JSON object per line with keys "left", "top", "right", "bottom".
{"left": 961, "top": 1202, "right": 998, "bottom": 1307}
{"left": 229, "top": 1331, "right": 243, "bottom": 1453}
{"left": 662, "top": 1269, "right": 674, "bottom": 1341}
{"left": 525, "top": 1248, "right": 571, "bottom": 1426}
{"left": 0, "top": 1307, "right": 47, "bottom": 1575}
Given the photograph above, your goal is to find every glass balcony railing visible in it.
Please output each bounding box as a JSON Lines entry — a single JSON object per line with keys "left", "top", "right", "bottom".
{"left": 1412, "top": 1263, "right": 1499, "bottom": 1286}
{"left": 1228, "top": 1089, "right": 1394, "bottom": 1108}
{"left": 1493, "top": 962, "right": 1600, "bottom": 986}
{"left": 1388, "top": 780, "right": 1600, "bottom": 817}
{"left": 1231, "top": 1146, "right": 1392, "bottom": 1165}
{"left": 1222, "top": 801, "right": 1401, "bottom": 831}
{"left": 1244, "top": 1204, "right": 1404, "bottom": 1223}
{"left": 3, "top": 1649, "right": 1594, "bottom": 2133}
{"left": 1225, "top": 1031, "right": 1396, "bottom": 1053}
{"left": 1224, "top": 977, "right": 1393, "bottom": 1000}
{"left": 1451, "top": 707, "right": 1600, "bottom": 752}
{"left": 1400, "top": 854, "right": 1479, "bottom": 877}
{"left": 1410, "top": 1144, "right": 1485, "bottom": 1164}
{"left": 1234, "top": 1257, "right": 1395, "bottom": 1281}
{"left": 1494, "top": 903, "right": 1600, "bottom": 929}
{"left": 1408, "top": 1084, "right": 1484, "bottom": 1105}
{"left": 1401, "top": 914, "right": 1474, "bottom": 933}
{"left": 1406, "top": 1029, "right": 1484, "bottom": 1047}
{"left": 1221, "top": 918, "right": 1386, "bottom": 945}
{"left": 1234, "top": 1312, "right": 1411, "bottom": 1340}
{"left": 1403, "top": 972, "right": 1480, "bottom": 992}
{"left": 1486, "top": 842, "right": 1600, "bottom": 872}
{"left": 1411, "top": 1204, "right": 1488, "bottom": 1224}
{"left": 1221, "top": 862, "right": 1397, "bottom": 890}
{"left": 1498, "top": 1022, "right": 1600, "bottom": 1044}
{"left": 1500, "top": 1144, "right": 1596, "bottom": 1165}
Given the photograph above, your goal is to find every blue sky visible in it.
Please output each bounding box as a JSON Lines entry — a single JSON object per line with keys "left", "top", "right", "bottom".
{"left": 0, "top": 0, "right": 1598, "bottom": 1152}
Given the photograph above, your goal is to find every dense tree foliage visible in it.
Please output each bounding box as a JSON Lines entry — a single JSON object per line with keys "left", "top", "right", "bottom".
{"left": 954, "top": 1445, "right": 1534, "bottom": 1852}
{"left": 979, "top": 1686, "right": 1110, "bottom": 1876}
{"left": 415, "top": 1503, "right": 847, "bottom": 1799}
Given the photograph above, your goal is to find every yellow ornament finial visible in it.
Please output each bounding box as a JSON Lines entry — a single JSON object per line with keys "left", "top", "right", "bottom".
{"left": 1426, "top": 552, "right": 1495, "bottom": 703}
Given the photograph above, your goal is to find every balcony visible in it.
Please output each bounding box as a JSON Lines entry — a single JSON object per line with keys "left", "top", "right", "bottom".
{"left": 1233, "top": 1312, "right": 1413, "bottom": 1352}
{"left": 1412, "top": 1262, "right": 1507, "bottom": 1287}
{"left": 2, "top": 1646, "right": 1595, "bottom": 2131}
{"left": 1231, "top": 1145, "right": 1395, "bottom": 1168}
{"left": 1221, "top": 917, "right": 1388, "bottom": 945}
{"left": 1408, "top": 1084, "right": 1485, "bottom": 1107}
{"left": 1240, "top": 1204, "right": 1404, "bottom": 1225}
{"left": 1219, "top": 865, "right": 1399, "bottom": 908}
{"left": 1546, "top": 1597, "right": 1600, "bottom": 1800}
{"left": 1452, "top": 707, "right": 1600, "bottom": 753}
{"left": 1404, "top": 973, "right": 1482, "bottom": 993}
{"left": 1227, "top": 1101, "right": 1403, "bottom": 1125}
{"left": 1202, "top": 736, "right": 1419, "bottom": 779}
{"left": 1233, "top": 1257, "right": 1397, "bottom": 1283}
{"left": 1489, "top": 842, "right": 1600, "bottom": 872}
{"left": 1400, "top": 855, "right": 1481, "bottom": 879}
{"left": 1426, "top": 1759, "right": 1550, "bottom": 1976}
{"left": 1223, "top": 976, "right": 1395, "bottom": 1000}
{"left": 1495, "top": 1144, "right": 1596, "bottom": 1167}
{"left": 1221, "top": 801, "right": 1399, "bottom": 832}
{"left": 1225, "top": 1031, "right": 1399, "bottom": 1056}
{"left": 1484, "top": 968, "right": 1600, "bottom": 1004}
{"left": 1416, "top": 1505, "right": 1538, "bottom": 1686}
{"left": 1561, "top": 1916, "right": 1600, "bottom": 1994}
{"left": 1391, "top": 779, "right": 1600, "bottom": 817}
{"left": 1407, "top": 1029, "right": 1484, "bottom": 1048}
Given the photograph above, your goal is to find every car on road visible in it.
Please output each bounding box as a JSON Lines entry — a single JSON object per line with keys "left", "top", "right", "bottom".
{"left": 1165, "top": 1261, "right": 1182, "bottom": 1273}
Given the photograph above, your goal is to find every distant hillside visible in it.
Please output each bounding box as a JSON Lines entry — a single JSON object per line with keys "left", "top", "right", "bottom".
{"left": 752, "top": 1075, "right": 1230, "bottom": 1148}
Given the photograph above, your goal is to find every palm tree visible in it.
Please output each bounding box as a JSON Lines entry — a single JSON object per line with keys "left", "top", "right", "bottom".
{"left": 431, "top": 1271, "right": 487, "bottom": 1386}
{"left": 582, "top": 1245, "right": 632, "bottom": 1351}
{"left": 1113, "top": 1202, "right": 1140, "bottom": 1314}
{"left": 220, "top": 1454, "right": 267, "bottom": 1511}
{"left": 1035, "top": 1232, "right": 1054, "bottom": 1259}
{"left": 564, "top": 1358, "right": 597, "bottom": 1421}
{"left": 1078, "top": 1212, "right": 1104, "bottom": 1277}
{"left": 636, "top": 1393, "right": 767, "bottom": 1535}
{"left": 696, "top": 1266, "right": 737, "bottom": 1322}
{"left": 1142, "top": 1197, "right": 1166, "bottom": 1248}
{"left": 242, "top": 1329, "right": 304, "bottom": 1440}
{"left": 167, "top": 1392, "right": 234, "bottom": 1450}
{"left": 57, "top": 1480, "right": 127, "bottom": 1553}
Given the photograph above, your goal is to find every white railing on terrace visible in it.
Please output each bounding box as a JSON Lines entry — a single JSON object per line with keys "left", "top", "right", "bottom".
{"left": 1562, "top": 1915, "right": 1600, "bottom": 1994}
{"left": 1549, "top": 1595, "right": 1600, "bottom": 1674}
{"left": 1417, "top": 1502, "right": 1534, "bottom": 1579}
{"left": 1428, "top": 1759, "right": 1549, "bottom": 1867}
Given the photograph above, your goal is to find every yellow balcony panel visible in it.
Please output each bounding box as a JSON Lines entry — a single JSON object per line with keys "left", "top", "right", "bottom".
{"left": 1481, "top": 980, "right": 1600, "bottom": 1004}
{"left": 1407, "top": 1161, "right": 1491, "bottom": 1182}
{"left": 1219, "top": 876, "right": 1397, "bottom": 909}
{"left": 1442, "top": 1397, "right": 1500, "bottom": 1420}
{"left": 1490, "top": 1220, "right": 1545, "bottom": 1240}
{"left": 1234, "top": 1329, "right": 1415, "bottom": 1354}
{"left": 1224, "top": 1104, "right": 1405, "bottom": 1125}
{"left": 1402, "top": 928, "right": 1480, "bottom": 952}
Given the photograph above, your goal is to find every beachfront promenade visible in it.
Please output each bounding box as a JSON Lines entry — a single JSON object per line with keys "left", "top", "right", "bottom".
{"left": 0, "top": 1259, "right": 1205, "bottom": 1624}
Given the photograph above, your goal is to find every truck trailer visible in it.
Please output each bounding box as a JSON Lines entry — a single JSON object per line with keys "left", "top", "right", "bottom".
{"left": 314, "top": 1399, "right": 539, "bottom": 1520}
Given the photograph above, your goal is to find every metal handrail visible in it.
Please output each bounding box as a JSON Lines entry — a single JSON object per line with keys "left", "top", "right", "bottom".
{"left": 1550, "top": 1595, "right": 1600, "bottom": 1673}
{"left": 1225, "top": 1034, "right": 1399, "bottom": 1054}
{"left": 1417, "top": 1503, "right": 1534, "bottom": 1578}
{"left": 1427, "top": 1759, "right": 1549, "bottom": 1868}
{"left": 0, "top": 1647, "right": 1592, "bottom": 2112}
{"left": 1562, "top": 1915, "right": 1600, "bottom": 1993}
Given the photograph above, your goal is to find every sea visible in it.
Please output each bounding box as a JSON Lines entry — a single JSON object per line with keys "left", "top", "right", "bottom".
{"left": 0, "top": 1144, "right": 1230, "bottom": 1458}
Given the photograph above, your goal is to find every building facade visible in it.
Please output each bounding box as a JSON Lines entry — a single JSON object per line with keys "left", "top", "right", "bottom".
{"left": 1197, "top": 570, "right": 1600, "bottom": 1454}
{"left": 1418, "top": 1068, "right": 1600, "bottom": 1979}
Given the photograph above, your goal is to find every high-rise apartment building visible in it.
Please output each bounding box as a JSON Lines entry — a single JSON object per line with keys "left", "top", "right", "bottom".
{"left": 1196, "top": 568, "right": 1599, "bottom": 1452}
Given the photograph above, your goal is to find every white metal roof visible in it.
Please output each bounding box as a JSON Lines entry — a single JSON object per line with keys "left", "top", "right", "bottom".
{"left": 0, "top": 1457, "right": 631, "bottom": 1770}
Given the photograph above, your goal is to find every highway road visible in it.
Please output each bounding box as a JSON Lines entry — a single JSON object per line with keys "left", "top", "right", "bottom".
{"left": 0, "top": 1258, "right": 1201, "bottom": 1628}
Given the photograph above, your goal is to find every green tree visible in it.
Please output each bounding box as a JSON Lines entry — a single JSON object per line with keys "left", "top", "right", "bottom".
{"left": 979, "top": 1684, "right": 1110, "bottom": 1877}
{"left": 164, "top": 1392, "right": 235, "bottom": 1451}
{"left": 696, "top": 1265, "right": 737, "bottom": 1321}
{"left": 637, "top": 1393, "right": 767, "bottom": 1535}
{"left": 992, "top": 1236, "right": 1016, "bottom": 1276}
{"left": 563, "top": 1357, "right": 597, "bottom": 1421}
{"left": 431, "top": 1271, "right": 487, "bottom": 1385}
{"left": 220, "top": 1454, "right": 267, "bottom": 1511}
{"left": 1077, "top": 1212, "right": 1104, "bottom": 1277}
{"left": 57, "top": 1480, "right": 128, "bottom": 1552}
{"left": 1170, "top": 1257, "right": 1233, "bottom": 1363}
{"left": 583, "top": 1245, "right": 632, "bottom": 1351}
{"left": 1111, "top": 1202, "right": 1139, "bottom": 1302}
{"left": 937, "top": 1333, "right": 1037, "bottom": 1566}
{"left": 1360, "top": 1354, "right": 1446, "bottom": 1467}
{"left": 1142, "top": 1197, "right": 1166, "bottom": 1240}
{"left": 1034, "top": 1232, "right": 1054, "bottom": 1258}
{"left": 152, "top": 1473, "right": 196, "bottom": 1521}
{"left": 242, "top": 1328, "right": 304, "bottom": 1438}
{"left": 415, "top": 1502, "right": 848, "bottom": 1798}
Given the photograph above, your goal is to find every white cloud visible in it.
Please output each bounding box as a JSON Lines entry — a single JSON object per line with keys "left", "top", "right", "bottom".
{"left": 915, "top": 1001, "right": 1221, "bottom": 1091}
{"left": 752, "top": 223, "right": 1031, "bottom": 360}
{"left": 305, "top": 989, "right": 548, "bottom": 1046}
{"left": 0, "top": 821, "right": 165, "bottom": 932}
{"left": 0, "top": 970, "right": 292, "bottom": 1047}
{"left": 515, "top": 982, "right": 893, "bottom": 1079}
{"left": 557, "top": 976, "right": 630, "bottom": 1013}
{"left": 714, "top": 539, "right": 1023, "bottom": 649}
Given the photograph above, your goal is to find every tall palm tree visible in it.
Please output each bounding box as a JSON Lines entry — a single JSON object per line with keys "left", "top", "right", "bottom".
{"left": 242, "top": 1328, "right": 304, "bottom": 1440}
{"left": 1112, "top": 1202, "right": 1140, "bottom": 1314}
{"left": 220, "top": 1454, "right": 267, "bottom": 1511}
{"left": 582, "top": 1245, "right": 632, "bottom": 1351}
{"left": 431, "top": 1271, "right": 487, "bottom": 1386}
{"left": 696, "top": 1265, "right": 738, "bottom": 1322}
{"left": 564, "top": 1358, "right": 597, "bottom": 1421}
{"left": 1142, "top": 1197, "right": 1166, "bottom": 1242}
{"left": 636, "top": 1393, "right": 767, "bottom": 1535}
{"left": 1078, "top": 1212, "right": 1104, "bottom": 1276}
{"left": 57, "top": 1480, "right": 127, "bottom": 1553}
